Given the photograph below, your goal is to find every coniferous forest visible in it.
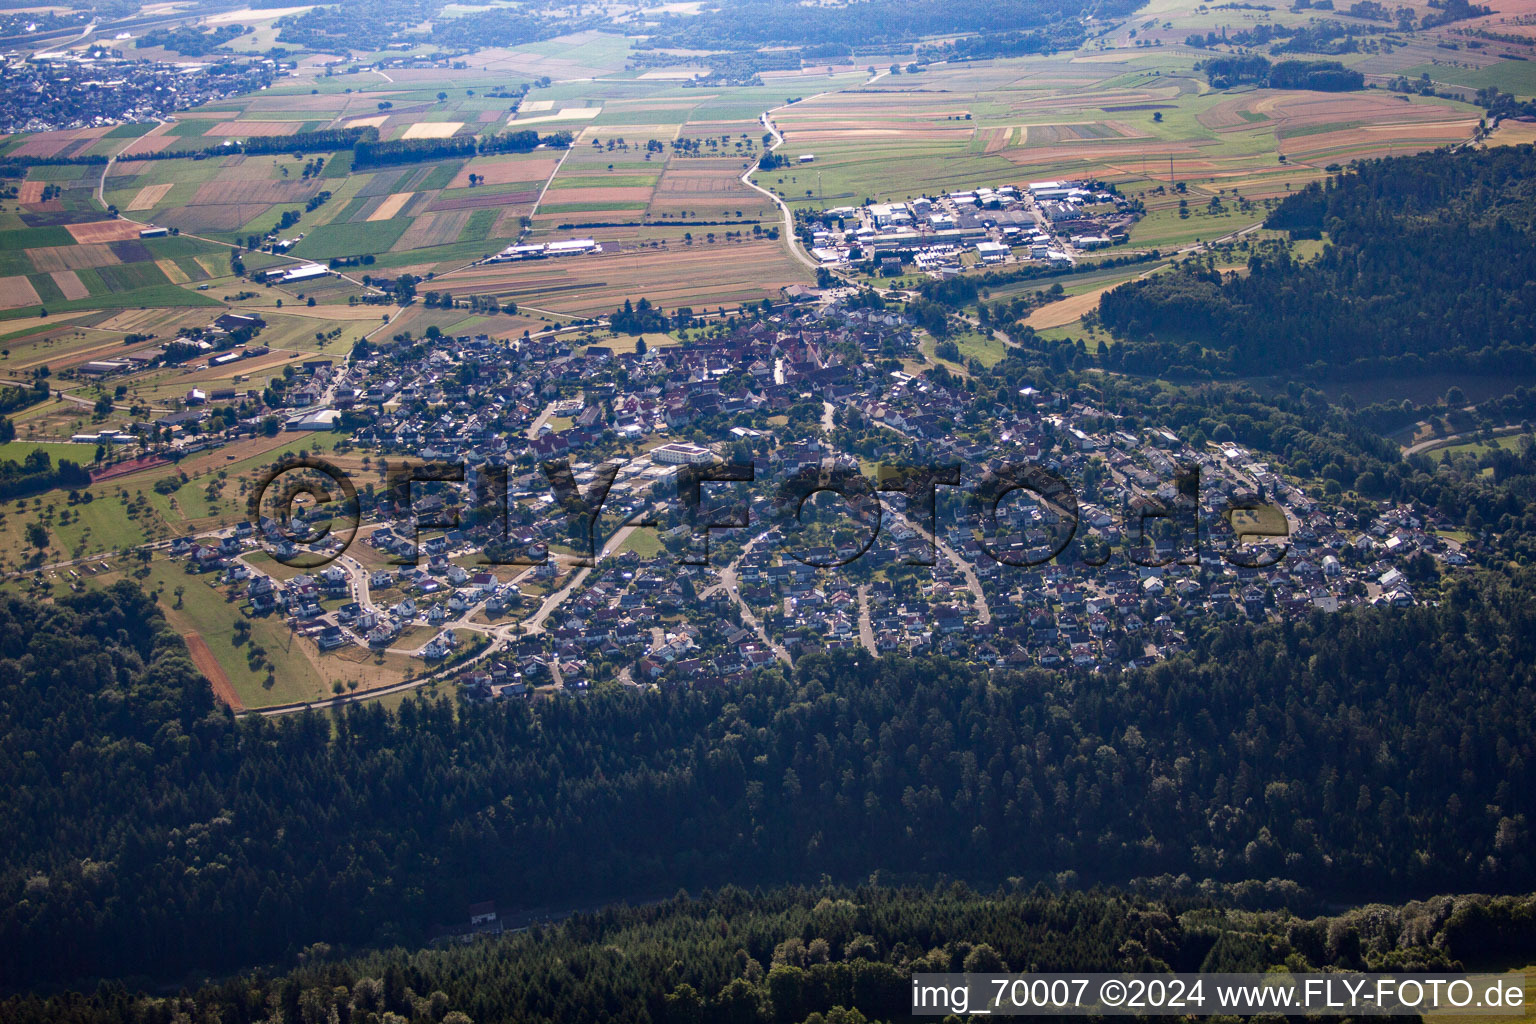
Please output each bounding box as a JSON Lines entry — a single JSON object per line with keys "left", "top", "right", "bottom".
{"left": 1, "top": 576, "right": 1534, "bottom": 1005}
{"left": 5, "top": 883, "right": 1536, "bottom": 1024}
{"left": 1097, "top": 146, "right": 1536, "bottom": 378}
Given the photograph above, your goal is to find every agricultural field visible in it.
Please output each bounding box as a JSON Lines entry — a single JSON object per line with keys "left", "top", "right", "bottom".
{"left": 0, "top": 13, "right": 1511, "bottom": 437}
{"left": 755, "top": 53, "right": 1482, "bottom": 227}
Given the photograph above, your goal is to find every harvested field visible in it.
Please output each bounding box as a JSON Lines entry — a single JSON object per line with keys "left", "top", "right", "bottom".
{"left": 343, "top": 115, "right": 389, "bottom": 129}
{"left": 119, "top": 122, "right": 176, "bottom": 157}
{"left": 127, "top": 182, "right": 174, "bottom": 211}
{"left": 156, "top": 259, "right": 190, "bottom": 284}
{"left": 530, "top": 207, "right": 643, "bottom": 222}
{"left": 507, "top": 108, "right": 601, "bottom": 126}
{"left": 543, "top": 186, "right": 654, "bottom": 203}
{"left": 183, "top": 632, "right": 244, "bottom": 712}
{"left": 50, "top": 270, "right": 89, "bottom": 300}
{"left": 203, "top": 121, "right": 300, "bottom": 137}
{"left": 796, "top": 127, "right": 976, "bottom": 144}
{"left": 448, "top": 239, "right": 809, "bottom": 316}
{"left": 1199, "top": 95, "right": 1272, "bottom": 131}
{"left": 66, "top": 219, "right": 147, "bottom": 244}
{"left": 978, "top": 126, "right": 1014, "bottom": 154}
{"left": 17, "top": 182, "right": 45, "bottom": 203}
{"left": 1024, "top": 284, "right": 1119, "bottom": 330}
{"left": 401, "top": 121, "right": 464, "bottom": 140}
{"left": 368, "top": 191, "right": 414, "bottom": 221}
{"left": 449, "top": 154, "right": 561, "bottom": 188}
{"left": 656, "top": 166, "right": 749, "bottom": 194}
{"left": 27, "top": 244, "right": 119, "bottom": 272}
{"left": 1486, "top": 120, "right": 1536, "bottom": 146}
{"left": 9, "top": 127, "right": 106, "bottom": 159}
{"left": 1281, "top": 119, "right": 1477, "bottom": 161}
{"left": 0, "top": 276, "right": 42, "bottom": 310}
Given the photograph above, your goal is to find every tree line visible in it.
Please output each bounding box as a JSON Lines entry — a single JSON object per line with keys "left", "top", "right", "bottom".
{"left": 2, "top": 881, "right": 1534, "bottom": 1023}
{"left": 1198, "top": 54, "right": 1364, "bottom": 90}
{"left": 352, "top": 128, "right": 571, "bottom": 169}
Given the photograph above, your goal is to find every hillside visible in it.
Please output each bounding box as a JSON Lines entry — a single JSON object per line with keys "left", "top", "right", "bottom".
{"left": 3, "top": 575, "right": 1535, "bottom": 990}
{"left": 1098, "top": 146, "right": 1536, "bottom": 378}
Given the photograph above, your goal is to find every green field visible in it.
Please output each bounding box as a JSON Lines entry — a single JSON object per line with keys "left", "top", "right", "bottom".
{"left": 0, "top": 441, "right": 98, "bottom": 465}
{"left": 1402, "top": 60, "right": 1536, "bottom": 100}
{"left": 292, "top": 220, "right": 413, "bottom": 260}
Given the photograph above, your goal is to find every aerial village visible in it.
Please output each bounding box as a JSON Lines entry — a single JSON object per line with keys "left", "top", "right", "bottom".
{"left": 144, "top": 291, "right": 1470, "bottom": 702}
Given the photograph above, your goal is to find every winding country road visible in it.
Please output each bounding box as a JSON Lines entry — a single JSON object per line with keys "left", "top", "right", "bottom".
{"left": 741, "top": 68, "right": 890, "bottom": 273}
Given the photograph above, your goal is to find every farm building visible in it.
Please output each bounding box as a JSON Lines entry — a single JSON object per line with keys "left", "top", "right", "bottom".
{"left": 79, "top": 359, "right": 130, "bottom": 376}
{"left": 286, "top": 409, "right": 342, "bottom": 431}
{"left": 546, "top": 238, "right": 599, "bottom": 256}
{"left": 282, "top": 263, "right": 329, "bottom": 283}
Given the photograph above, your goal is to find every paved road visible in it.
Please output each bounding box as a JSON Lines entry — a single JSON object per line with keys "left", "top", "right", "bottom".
{"left": 526, "top": 400, "right": 558, "bottom": 439}
{"left": 742, "top": 68, "right": 890, "bottom": 273}
{"left": 889, "top": 508, "right": 991, "bottom": 625}
{"left": 856, "top": 583, "right": 876, "bottom": 654}
{"left": 702, "top": 529, "right": 791, "bottom": 663}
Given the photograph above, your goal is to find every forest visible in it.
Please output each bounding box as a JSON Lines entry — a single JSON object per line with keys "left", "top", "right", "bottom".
{"left": 2, "top": 567, "right": 1534, "bottom": 991}
{"left": 638, "top": 0, "right": 1143, "bottom": 50}
{"left": 1096, "top": 146, "right": 1536, "bottom": 377}
{"left": 1198, "top": 54, "right": 1364, "bottom": 90}
{"left": 3, "top": 883, "right": 1535, "bottom": 1024}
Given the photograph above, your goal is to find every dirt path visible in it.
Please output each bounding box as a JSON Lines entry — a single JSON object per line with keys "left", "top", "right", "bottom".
{"left": 1402, "top": 422, "right": 1526, "bottom": 457}
{"left": 183, "top": 631, "right": 245, "bottom": 711}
